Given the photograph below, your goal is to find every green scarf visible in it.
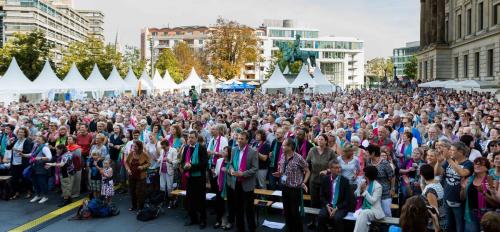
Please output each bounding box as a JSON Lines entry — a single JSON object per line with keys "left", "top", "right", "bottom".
{"left": 362, "top": 181, "right": 375, "bottom": 209}
{"left": 190, "top": 144, "right": 200, "bottom": 177}
{"left": 0, "top": 134, "right": 8, "bottom": 157}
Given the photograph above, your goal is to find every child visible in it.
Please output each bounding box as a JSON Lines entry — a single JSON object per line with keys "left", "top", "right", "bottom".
{"left": 88, "top": 151, "right": 103, "bottom": 199}
{"left": 215, "top": 146, "right": 232, "bottom": 230}
{"left": 97, "top": 159, "right": 114, "bottom": 203}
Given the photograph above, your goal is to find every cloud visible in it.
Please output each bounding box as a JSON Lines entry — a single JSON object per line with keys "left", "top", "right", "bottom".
{"left": 73, "top": 0, "right": 419, "bottom": 59}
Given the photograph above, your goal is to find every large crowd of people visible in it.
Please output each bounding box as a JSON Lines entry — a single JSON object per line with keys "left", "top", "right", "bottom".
{"left": 0, "top": 86, "right": 499, "bottom": 232}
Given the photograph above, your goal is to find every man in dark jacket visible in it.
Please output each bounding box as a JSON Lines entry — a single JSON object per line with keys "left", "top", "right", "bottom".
{"left": 181, "top": 131, "right": 208, "bottom": 229}
{"left": 318, "top": 159, "right": 352, "bottom": 232}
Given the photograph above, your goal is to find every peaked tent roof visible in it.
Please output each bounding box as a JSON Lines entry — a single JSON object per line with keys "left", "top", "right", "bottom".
{"left": 0, "top": 58, "right": 40, "bottom": 92}
{"left": 32, "top": 61, "right": 70, "bottom": 92}
{"left": 283, "top": 65, "right": 290, "bottom": 75}
{"left": 62, "top": 63, "right": 93, "bottom": 91}
{"left": 262, "top": 64, "right": 289, "bottom": 89}
{"left": 106, "top": 66, "right": 131, "bottom": 91}
{"left": 312, "top": 67, "right": 335, "bottom": 93}
{"left": 87, "top": 64, "right": 111, "bottom": 91}
{"left": 179, "top": 67, "right": 205, "bottom": 88}
{"left": 124, "top": 67, "right": 139, "bottom": 90}
{"left": 162, "top": 70, "right": 179, "bottom": 89}
{"left": 138, "top": 70, "right": 153, "bottom": 91}
{"left": 290, "top": 64, "right": 316, "bottom": 88}
{"left": 151, "top": 70, "right": 164, "bottom": 90}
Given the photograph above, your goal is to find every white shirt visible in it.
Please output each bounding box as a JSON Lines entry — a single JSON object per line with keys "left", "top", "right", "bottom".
{"left": 468, "top": 149, "right": 482, "bottom": 162}
{"left": 208, "top": 136, "right": 228, "bottom": 154}
{"left": 11, "top": 139, "right": 26, "bottom": 165}
{"left": 237, "top": 145, "right": 248, "bottom": 169}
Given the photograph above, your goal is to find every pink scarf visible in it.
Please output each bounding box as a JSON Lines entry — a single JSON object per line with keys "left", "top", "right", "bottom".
{"left": 183, "top": 146, "right": 193, "bottom": 178}
{"left": 300, "top": 140, "right": 307, "bottom": 159}
{"left": 238, "top": 145, "right": 249, "bottom": 181}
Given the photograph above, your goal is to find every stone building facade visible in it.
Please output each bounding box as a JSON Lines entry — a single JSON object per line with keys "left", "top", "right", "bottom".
{"left": 417, "top": 0, "right": 500, "bottom": 83}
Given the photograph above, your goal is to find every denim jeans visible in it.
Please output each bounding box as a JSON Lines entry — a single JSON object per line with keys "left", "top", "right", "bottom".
{"left": 464, "top": 210, "right": 481, "bottom": 232}
{"left": 33, "top": 174, "right": 49, "bottom": 196}
{"left": 446, "top": 204, "right": 464, "bottom": 232}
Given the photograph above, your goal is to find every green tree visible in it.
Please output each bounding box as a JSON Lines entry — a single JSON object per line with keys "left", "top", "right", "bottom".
{"left": 123, "top": 46, "right": 146, "bottom": 77}
{"left": 289, "top": 60, "right": 303, "bottom": 74}
{"left": 265, "top": 50, "right": 283, "bottom": 79}
{"left": 0, "top": 31, "right": 54, "bottom": 80}
{"left": 58, "top": 37, "right": 127, "bottom": 79}
{"left": 173, "top": 41, "right": 204, "bottom": 80}
{"left": 403, "top": 56, "right": 418, "bottom": 79}
{"left": 368, "top": 57, "right": 393, "bottom": 82}
{"left": 206, "top": 17, "right": 258, "bottom": 80}
{"left": 155, "top": 48, "right": 182, "bottom": 83}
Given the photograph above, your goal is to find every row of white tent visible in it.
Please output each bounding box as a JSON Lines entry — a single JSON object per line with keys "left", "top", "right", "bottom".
{"left": 262, "top": 64, "right": 338, "bottom": 94}
{"left": 0, "top": 58, "right": 209, "bottom": 104}
{"left": 418, "top": 79, "right": 499, "bottom": 90}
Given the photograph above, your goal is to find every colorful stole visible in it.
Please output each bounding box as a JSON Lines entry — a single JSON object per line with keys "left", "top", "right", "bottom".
{"left": 184, "top": 144, "right": 200, "bottom": 177}
{"left": 270, "top": 140, "right": 282, "bottom": 168}
{"left": 218, "top": 161, "right": 229, "bottom": 198}
{"left": 330, "top": 175, "right": 341, "bottom": 208}
{"left": 232, "top": 145, "right": 248, "bottom": 182}
{"left": 465, "top": 175, "right": 488, "bottom": 222}
{"left": 361, "top": 181, "right": 375, "bottom": 209}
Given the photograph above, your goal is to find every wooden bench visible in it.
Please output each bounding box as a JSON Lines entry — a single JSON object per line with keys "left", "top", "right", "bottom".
{"left": 344, "top": 212, "right": 400, "bottom": 225}
{"left": 170, "top": 189, "right": 216, "bottom": 200}
{"left": 270, "top": 202, "right": 321, "bottom": 215}
{"left": 0, "top": 176, "right": 12, "bottom": 181}
{"left": 254, "top": 189, "right": 311, "bottom": 201}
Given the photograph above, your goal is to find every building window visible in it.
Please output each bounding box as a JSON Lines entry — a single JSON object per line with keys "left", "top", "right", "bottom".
{"left": 495, "top": 3, "right": 500, "bottom": 25}
{"left": 475, "top": 52, "right": 480, "bottom": 78}
{"left": 457, "top": 14, "right": 462, "bottom": 39}
{"left": 488, "top": 49, "right": 494, "bottom": 76}
{"left": 455, "top": 57, "right": 459, "bottom": 79}
{"left": 445, "top": 19, "right": 449, "bottom": 41}
{"left": 424, "top": 61, "right": 428, "bottom": 80}
{"left": 430, "top": 59, "right": 434, "bottom": 79}
{"left": 467, "top": 9, "right": 472, "bottom": 35}
{"left": 464, "top": 55, "right": 469, "bottom": 79}
{"left": 478, "top": 2, "right": 484, "bottom": 30}
{"left": 419, "top": 62, "right": 422, "bottom": 79}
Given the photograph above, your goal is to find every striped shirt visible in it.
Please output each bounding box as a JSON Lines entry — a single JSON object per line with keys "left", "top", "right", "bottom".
{"left": 278, "top": 152, "right": 307, "bottom": 188}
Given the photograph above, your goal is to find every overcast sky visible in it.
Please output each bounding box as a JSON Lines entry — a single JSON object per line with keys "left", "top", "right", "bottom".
{"left": 73, "top": 0, "right": 419, "bottom": 60}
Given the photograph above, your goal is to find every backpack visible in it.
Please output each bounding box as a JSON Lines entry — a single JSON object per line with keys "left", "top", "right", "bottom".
{"left": 136, "top": 206, "right": 159, "bottom": 221}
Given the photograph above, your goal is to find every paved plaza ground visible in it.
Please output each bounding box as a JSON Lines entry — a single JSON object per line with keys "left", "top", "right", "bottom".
{"left": 0, "top": 192, "right": 287, "bottom": 232}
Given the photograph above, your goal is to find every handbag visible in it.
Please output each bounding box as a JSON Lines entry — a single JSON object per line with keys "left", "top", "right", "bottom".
{"left": 22, "top": 166, "right": 32, "bottom": 179}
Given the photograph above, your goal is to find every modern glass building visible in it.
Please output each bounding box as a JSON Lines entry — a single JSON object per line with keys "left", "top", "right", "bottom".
{"left": 0, "top": 0, "right": 103, "bottom": 61}
{"left": 392, "top": 41, "right": 420, "bottom": 78}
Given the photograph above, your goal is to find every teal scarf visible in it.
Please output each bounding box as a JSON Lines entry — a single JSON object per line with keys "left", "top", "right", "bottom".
{"left": 331, "top": 176, "right": 341, "bottom": 208}
{"left": 173, "top": 138, "right": 182, "bottom": 149}
{"left": 464, "top": 175, "right": 487, "bottom": 222}
{"left": 362, "top": 181, "right": 375, "bottom": 209}
{"left": 0, "top": 134, "right": 8, "bottom": 157}
{"left": 190, "top": 144, "right": 200, "bottom": 177}
{"left": 221, "top": 162, "right": 230, "bottom": 199}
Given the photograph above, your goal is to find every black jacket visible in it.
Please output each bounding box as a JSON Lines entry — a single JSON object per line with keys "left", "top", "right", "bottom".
{"left": 320, "top": 174, "right": 352, "bottom": 211}
{"left": 180, "top": 144, "right": 208, "bottom": 179}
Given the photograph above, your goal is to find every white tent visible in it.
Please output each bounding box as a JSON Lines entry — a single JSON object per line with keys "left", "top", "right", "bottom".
{"left": 33, "top": 61, "right": 69, "bottom": 92}
{"left": 283, "top": 65, "right": 290, "bottom": 75}
{"left": 0, "top": 58, "right": 43, "bottom": 104}
{"left": 179, "top": 67, "right": 205, "bottom": 92}
{"left": 138, "top": 70, "right": 153, "bottom": 92}
{"left": 162, "top": 70, "right": 179, "bottom": 90}
{"left": 418, "top": 80, "right": 443, "bottom": 88}
{"left": 262, "top": 64, "right": 290, "bottom": 93}
{"left": 432, "top": 80, "right": 457, "bottom": 88}
{"left": 106, "top": 66, "right": 131, "bottom": 92}
{"left": 290, "top": 64, "right": 316, "bottom": 88}
{"left": 312, "top": 67, "right": 336, "bottom": 93}
{"left": 222, "top": 79, "right": 243, "bottom": 85}
{"left": 151, "top": 70, "right": 165, "bottom": 91}
{"left": 124, "top": 67, "right": 139, "bottom": 93}
{"left": 87, "top": 64, "right": 111, "bottom": 91}
{"left": 62, "top": 63, "right": 93, "bottom": 91}
{"left": 0, "top": 58, "right": 40, "bottom": 93}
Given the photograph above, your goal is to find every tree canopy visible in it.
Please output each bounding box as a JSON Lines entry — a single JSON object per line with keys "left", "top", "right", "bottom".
{"left": 403, "top": 56, "right": 418, "bottom": 79}
{"left": 0, "top": 30, "right": 54, "bottom": 80}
